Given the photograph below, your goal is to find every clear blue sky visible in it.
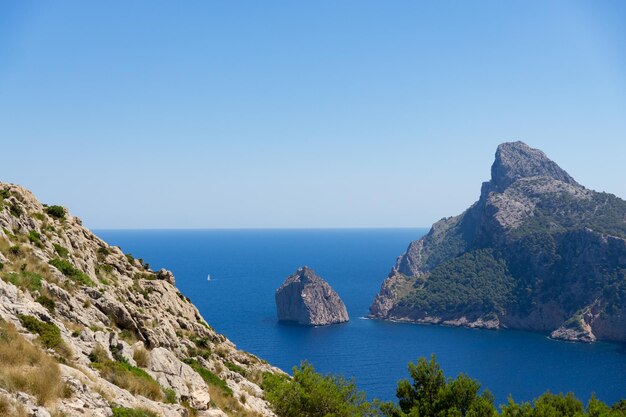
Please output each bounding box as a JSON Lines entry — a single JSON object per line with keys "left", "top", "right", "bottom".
{"left": 1, "top": 1, "right": 625, "bottom": 228}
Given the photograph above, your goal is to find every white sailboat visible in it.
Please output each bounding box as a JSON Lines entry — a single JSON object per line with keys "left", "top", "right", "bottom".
{"left": 207, "top": 274, "right": 212, "bottom": 281}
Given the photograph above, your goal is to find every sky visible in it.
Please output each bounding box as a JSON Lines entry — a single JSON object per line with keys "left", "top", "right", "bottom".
{"left": 1, "top": 1, "right": 625, "bottom": 229}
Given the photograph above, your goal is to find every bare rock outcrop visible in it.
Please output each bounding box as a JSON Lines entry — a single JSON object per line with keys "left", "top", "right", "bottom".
{"left": 0, "top": 181, "right": 280, "bottom": 417}
{"left": 275, "top": 266, "right": 349, "bottom": 326}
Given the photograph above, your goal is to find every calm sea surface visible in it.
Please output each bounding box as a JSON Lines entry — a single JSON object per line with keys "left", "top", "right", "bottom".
{"left": 95, "top": 229, "right": 626, "bottom": 405}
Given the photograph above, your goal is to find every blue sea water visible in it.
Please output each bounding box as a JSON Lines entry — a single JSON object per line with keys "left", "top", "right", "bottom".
{"left": 95, "top": 228, "right": 626, "bottom": 405}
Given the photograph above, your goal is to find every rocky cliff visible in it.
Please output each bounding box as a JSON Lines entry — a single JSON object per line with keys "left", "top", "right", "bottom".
{"left": 370, "top": 141, "right": 626, "bottom": 343}
{"left": 0, "top": 182, "right": 283, "bottom": 417}
{"left": 275, "top": 267, "right": 349, "bottom": 326}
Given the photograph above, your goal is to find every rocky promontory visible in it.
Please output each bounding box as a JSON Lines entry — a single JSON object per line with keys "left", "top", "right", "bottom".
{"left": 275, "top": 266, "right": 349, "bottom": 326}
{"left": 370, "top": 141, "right": 626, "bottom": 343}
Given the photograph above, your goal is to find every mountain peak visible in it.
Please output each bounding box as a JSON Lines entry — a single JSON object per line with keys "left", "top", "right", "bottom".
{"left": 295, "top": 266, "right": 317, "bottom": 281}
{"left": 489, "top": 141, "right": 578, "bottom": 192}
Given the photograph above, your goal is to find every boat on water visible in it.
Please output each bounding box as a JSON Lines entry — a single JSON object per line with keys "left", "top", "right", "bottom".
{"left": 207, "top": 274, "right": 212, "bottom": 281}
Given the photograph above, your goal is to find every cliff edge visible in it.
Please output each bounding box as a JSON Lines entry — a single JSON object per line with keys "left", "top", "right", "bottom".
{"left": 0, "top": 182, "right": 282, "bottom": 417}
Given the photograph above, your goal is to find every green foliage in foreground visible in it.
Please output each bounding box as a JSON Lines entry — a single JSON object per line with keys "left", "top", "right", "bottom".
{"left": 263, "top": 362, "right": 385, "bottom": 417}
{"left": 262, "top": 356, "right": 626, "bottom": 417}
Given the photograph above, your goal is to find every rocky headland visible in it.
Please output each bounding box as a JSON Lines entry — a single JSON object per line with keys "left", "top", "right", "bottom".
{"left": 369, "top": 141, "right": 626, "bottom": 343}
{"left": 0, "top": 182, "right": 283, "bottom": 417}
{"left": 275, "top": 266, "right": 349, "bottom": 326}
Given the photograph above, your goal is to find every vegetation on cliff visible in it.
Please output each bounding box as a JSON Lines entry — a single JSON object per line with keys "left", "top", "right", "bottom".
{"left": 370, "top": 142, "right": 626, "bottom": 343}
{"left": 396, "top": 249, "right": 515, "bottom": 318}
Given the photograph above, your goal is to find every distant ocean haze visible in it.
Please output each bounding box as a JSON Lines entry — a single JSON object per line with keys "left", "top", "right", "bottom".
{"left": 96, "top": 228, "right": 626, "bottom": 405}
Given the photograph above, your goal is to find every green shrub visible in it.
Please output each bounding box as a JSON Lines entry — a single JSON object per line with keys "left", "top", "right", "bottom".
{"left": 97, "top": 246, "right": 111, "bottom": 257}
{"left": 188, "top": 347, "right": 212, "bottom": 360}
{"left": 225, "top": 361, "right": 247, "bottom": 376}
{"left": 191, "top": 335, "right": 211, "bottom": 348}
{"left": 394, "top": 355, "right": 494, "bottom": 417}
{"left": 18, "top": 315, "right": 63, "bottom": 349}
{"left": 111, "top": 407, "right": 157, "bottom": 417}
{"left": 28, "top": 230, "right": 42, "bottom": 247}
{"left": 88, "top": 344, "right": 110, "bottom": 364}
{"left": 263, "top": 361, "right": 378, "bottom": 417}
{"left": 35, "top": 295, "right": 55, "bottom": 313}
{"left": 184, "top": 359, "right": 232, "bottom": 395}
{"left": 8, "top": 245, "right": 21, "bottom": 256}
{"left": 90, "top": 349, "right": 164, "bottom": 401}
{"left": 53, "top": 244, "right": 69, "bottom": 258}
{"left": 164, "top": 387, "right": 177, "bottom": 404}
{"left": 32, "top": 212, "right": 45, "bottom": 221}
{"left": 9, "top": 203, "right": 22, "bottom": 218}
{"left": 45, "top": 206, "right": 65, "bottom": 220}
{"left": 119, "top": 329, "right": 137, "bottom": 344}
{"left": 188, "top": 335, "right": 212, "bottom": 359}
{"left": 0, "top": 263, "right": 3, "bottom": 271}
{"left": 3, "top": 271, "right": 43, "bottom": 292}
{"left": 92, "top": 360, "right": 163, "bottom": 401}
{"left": 49, "top": 258, "right": 94, "bottom": 287}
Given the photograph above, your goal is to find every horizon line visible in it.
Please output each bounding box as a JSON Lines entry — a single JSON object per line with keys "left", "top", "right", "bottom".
{"left": 91, "top": 226, "right": 431, "bottom": 231}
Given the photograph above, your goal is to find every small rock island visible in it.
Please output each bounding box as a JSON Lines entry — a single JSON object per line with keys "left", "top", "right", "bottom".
{"left": 275, "top": 266, "right": 349, "bottom": 326}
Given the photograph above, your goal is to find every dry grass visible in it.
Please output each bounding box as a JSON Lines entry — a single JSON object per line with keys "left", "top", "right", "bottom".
{"left": 0, "top": 395, "right": 29, "bottom": 417}
{"left": 215, "top": 345, "right": 230, "bottom": 358}
{"left": 206, "top": 384, "right": 262, "bottom": 417}
{"left": 0, "top": 236, "right": 60, "bottom": 288}
{"left": 132, "top": 346, "right": 149, "bottom": 368}
{"left": 0, "top": 320, "right": 64, "bottom": 405}
{"left": 92, "top": 359, "right": 163, "bottom": 401}
{"left": 246, "top": 368, "right": 264, "bottom": 386}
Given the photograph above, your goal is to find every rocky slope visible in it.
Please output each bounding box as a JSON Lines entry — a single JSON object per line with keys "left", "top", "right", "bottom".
{"left": 369, "top": 141, "right": 626, "bottom": 343}
{"left": 0, "top": 182, "right": 283, "bottom": 417}
{"left": 275, "top": 267, "right": 349, "bottom": 326}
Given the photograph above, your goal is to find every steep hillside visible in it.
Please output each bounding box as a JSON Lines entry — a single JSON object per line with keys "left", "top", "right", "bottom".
{"left": 370, "top": 142, "right": 626, "bottom": 343}
{"left": 0, "top": 182, "right": 282, "bottom": 417}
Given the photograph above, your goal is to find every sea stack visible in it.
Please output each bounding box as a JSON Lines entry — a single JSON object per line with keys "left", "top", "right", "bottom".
{"left": 275, "top": 266, "right": 349, "bottom": 326}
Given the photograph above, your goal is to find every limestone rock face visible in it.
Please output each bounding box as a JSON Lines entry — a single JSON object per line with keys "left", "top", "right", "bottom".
{"left": 370, "top": 141, "right": 626, "bottom": 343}
{"left": 275, "top": 266, "right": 349, "bottom": 326}
{"left": 489, "top": 141, "right": 578, "bottom": 192}
{"left": 0, "top": 181, "right": 282, "bottom": 417}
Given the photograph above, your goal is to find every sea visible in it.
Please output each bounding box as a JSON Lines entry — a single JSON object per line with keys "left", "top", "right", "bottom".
{"left": 95, "top": 228, "right": 626, "bottom": 406}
